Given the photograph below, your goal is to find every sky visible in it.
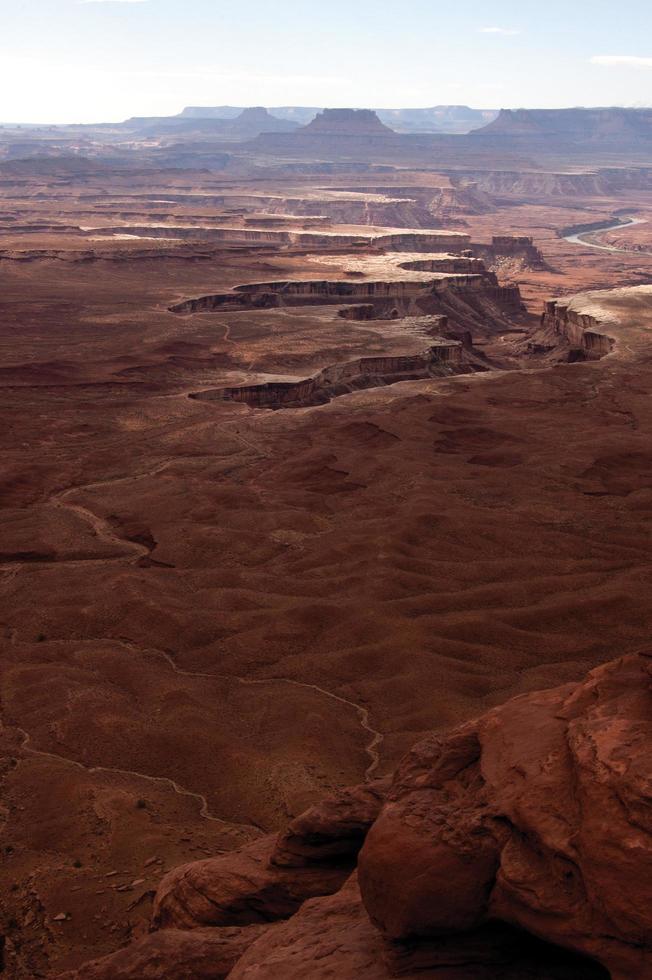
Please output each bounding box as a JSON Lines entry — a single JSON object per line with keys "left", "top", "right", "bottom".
{"left": 1, "top": 0, "right": 652, "bottom": 124}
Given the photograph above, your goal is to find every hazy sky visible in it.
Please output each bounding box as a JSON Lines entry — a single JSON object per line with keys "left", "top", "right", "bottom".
{"left": 2, "top": 0, "right": 652, "bottom": 123}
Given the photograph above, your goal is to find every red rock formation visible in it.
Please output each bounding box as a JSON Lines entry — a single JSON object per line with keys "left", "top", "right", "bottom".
{"left": 359, "top": 653, "right": 652, "bottom": 979}
{"left": 427, "top": 181, "right": 495, "bottom": 224}
{"left": 228, "top": 876, "right": 610, "bottom": 979}
{"left": 57, "top": 655, "right": 651, "bottom": 979}
{"left": 272, "top": 778, "right": 389, "bottom": 867}
{"left": 196, "top": 341, "right": 468, "bottom": 410}
{"left": 152, "top": 836, "right": 349, "bottom": 930}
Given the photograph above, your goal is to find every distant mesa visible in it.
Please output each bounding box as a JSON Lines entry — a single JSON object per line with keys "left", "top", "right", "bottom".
{"left": 227, "top": 107, "right": 299, "bottom": 135}
{"left": 124, "top": 106, "right": 299, "bottom": 138}
{"left": 178, "top": 105, "right": 320, "bottom": 125}
{"left": 177, "top": 104, "right": 497, "bottom": 134}
{"left": 477, "top": 107, "right": 652, "bottom": 142}
{"left": 300, "top": 109, "right": 396, "bottom": 135}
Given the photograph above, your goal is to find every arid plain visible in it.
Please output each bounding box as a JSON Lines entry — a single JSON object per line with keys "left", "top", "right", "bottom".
{"left": 1, "top": 109, "right": 652, "bottom": 977}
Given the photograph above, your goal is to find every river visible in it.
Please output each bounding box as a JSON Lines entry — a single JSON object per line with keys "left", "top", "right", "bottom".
{"left": 564, "top": 216, "right": 647, "bottom": 253}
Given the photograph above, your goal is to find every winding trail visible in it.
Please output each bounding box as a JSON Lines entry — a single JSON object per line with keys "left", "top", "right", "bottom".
{"left": 2, "top": 317, "right": 382, "bottom": 828}
{"left": 7, "top": 637, "right": 384, "bottom": 838}
{"left": 0, "top": 440, "right": 266, "bottom": 574}
{"left": 15, "top": 725, "right": 260, "bottom": 839}
{"left": 51, "top": 489, "right": 149, "bottom": 563}
{"left": 0, "top": 461, "right": 175, "bottom": 574}
{"left": 128, "top": 642, "right": 384, "bottom": 782}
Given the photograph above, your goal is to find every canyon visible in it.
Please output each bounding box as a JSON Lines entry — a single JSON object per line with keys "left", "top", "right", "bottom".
{"left": 1, "top": 104, "right": 652, "bottom": 978}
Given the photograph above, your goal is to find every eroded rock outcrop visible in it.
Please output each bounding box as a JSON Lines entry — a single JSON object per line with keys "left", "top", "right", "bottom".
{"left": 57, "top": 655, "right": 651, "bottom": 979}
{"left": 228, "top": 876, "right": 611, "bottom": 979}
{"left": 192, "top": 341, "right": 469, "bottom": 410}
{"left": 427, "top": 181, "right": 495, "bottom": 224}
{"left": 359, "top": 653, "right": 652, "bottom": 979}
{"left": 169, "top": 269, "right": 519, "bottom": 321}
{"left": 539, "top": 298, "right": 614, "bottom": 358}
{"left": 481, "top": 235, "right": 548, "bottom": 270}
{"left": 151, "top": 836, "right": 349, "bottom": 931}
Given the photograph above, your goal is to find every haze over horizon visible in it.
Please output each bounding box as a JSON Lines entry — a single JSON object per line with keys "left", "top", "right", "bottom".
{"left": 1, "top": 0, "right": 651, "bottom": 124}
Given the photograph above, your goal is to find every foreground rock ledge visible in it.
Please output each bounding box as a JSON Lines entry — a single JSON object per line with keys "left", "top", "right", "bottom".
{"left": 58, "top": 654, "right": 652, "bottom": 979}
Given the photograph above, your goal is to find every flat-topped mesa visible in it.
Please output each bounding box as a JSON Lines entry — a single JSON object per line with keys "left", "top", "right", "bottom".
{"left": 234, "top": 106, "right": 279, "bottom": 124}
{"left": 192, "top": 341, "right": 467, "bottom": 410}
{"left": 249, "top": 107, "right": 401, "bottom": 158}
{"left": 539, "top": 298, "right": 615, "bottom": 359}
{"left": 476, "top": 106, "right": 652, "bottom": 144}
{"left": 398, "top": 255, "right": 485, "bottom": 274}
{"left": 292, "top": 230, "right": 471, "bottom": 252}
{"left": 492, "top": 234, "right": 538, "bottom": 250}
{"left": 300, "top": 109, "right": 395, "bottom": 135}
{"left": 169, "top": 272, "right": 523, "bottom": 323}
{"left": 474, "top": 234, "right": 547, "bottom": 270}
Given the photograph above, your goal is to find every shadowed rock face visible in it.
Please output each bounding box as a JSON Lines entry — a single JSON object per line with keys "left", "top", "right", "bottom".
{"left": 539, "top": 299, "right": 615, "bottom": 357}
{"left": 169, "top": 271, "right": 522, "bottom": 323}
{"left": 192, "top": 342, "right": 468, "bottom": 410}
{"left": 57, "top": 654, "right": 651, "bottom": 979}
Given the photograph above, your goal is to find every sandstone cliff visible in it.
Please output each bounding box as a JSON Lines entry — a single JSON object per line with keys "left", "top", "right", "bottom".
{"left": 538, "top": 299, "right": 615, "bottom": 358}
{"left": 193, "top": 341, "right": 467, "bottom": 410}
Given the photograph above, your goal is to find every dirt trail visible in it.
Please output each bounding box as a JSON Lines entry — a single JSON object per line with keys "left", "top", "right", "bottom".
{"left": 143, "top": 645, "right": 385, "bottom": 782}
{"left": 6, "top": 632, "right": 384, "bottom": 842}
{"left": 14, "top": 725, "right": 259, "bottom": 839}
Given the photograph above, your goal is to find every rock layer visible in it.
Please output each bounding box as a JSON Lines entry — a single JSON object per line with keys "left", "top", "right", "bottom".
{"left": 539, "top": 298, "right": 615, "bottom": 357}
{"left": 192, "top": 341, "right": 468, "bottom": 410}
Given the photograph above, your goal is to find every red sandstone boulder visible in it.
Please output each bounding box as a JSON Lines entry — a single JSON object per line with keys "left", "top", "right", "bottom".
{"left": 358, "top": 653, "right": 652, "bottom": 980}
{"left": 272, "top": 777, "right": 389, "bottom": 867}
{"left": 227, "top": 874, "right": 385, "bottom": 979}
{"left": 152, "top": 778, "right": 388, "bottom": 930}
{"left": 54, "top": 925, "right": 270, "bottom": 979}
{"left": 152, "top": 836, "right": 348, "bottom": 930}
{"left": 228, "top": 874, "right": 609, "bottom": 979}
